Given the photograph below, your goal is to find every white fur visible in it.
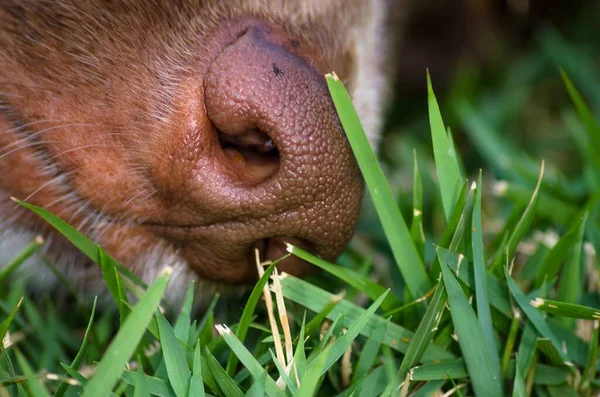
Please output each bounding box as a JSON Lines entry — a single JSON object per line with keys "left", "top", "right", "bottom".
{"left": 350, "top": 0, "right": 391, "bottom": 149}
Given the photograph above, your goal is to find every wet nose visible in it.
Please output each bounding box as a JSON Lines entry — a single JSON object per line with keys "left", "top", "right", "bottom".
{"left": 158, "top": 25, "right": 363, "bottom": 282}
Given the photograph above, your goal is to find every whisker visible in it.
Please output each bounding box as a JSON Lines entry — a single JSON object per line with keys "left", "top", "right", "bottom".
{"left": 47, "top": 143, "right": 114, "bottom": 161}
{"left": 21, "top": 170, "right": 77, "bottom": 202}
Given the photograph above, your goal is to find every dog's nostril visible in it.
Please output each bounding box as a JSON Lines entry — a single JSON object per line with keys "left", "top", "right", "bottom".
{"left": 217, "top": 128, "right": 280, "bottom": 183}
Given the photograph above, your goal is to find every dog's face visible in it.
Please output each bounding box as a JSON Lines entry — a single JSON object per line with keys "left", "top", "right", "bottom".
{"left": 0, "top": 0, "right": 397, "bottom": 303}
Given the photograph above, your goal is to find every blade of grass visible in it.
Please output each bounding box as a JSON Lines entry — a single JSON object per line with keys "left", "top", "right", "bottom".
{"left": 215, "top": 325, "right": 286, "bottom": 397}
{"left": 428, "top": 181, "right": 471, "bottom": 279}
{"left": 81, "top": 269, "right": 171, "bottom": 397}
{"left": 472, "top": 172, "right": 500, "bottom": 372}
{"left": 0, "top": 236, "right": 44, "bottom": 284}
{"left": 156, "top": 311, "right": 191, "bottom": 397}
{"left": 189, "top": 341, "right": 205, "bottom": 397}
{"left": 556, "top": 212, "right": 588, "bottom": 329}
{"left": 411, "top": 150, "right": 426, "bottom": 261}
{"left": 501, "top": 312, "right": 521, "bottom": 378}
{"left": 326, "top": 72, "right": 430, "bottom": 298}
{"left": 0, "top": 297, "right": 23, "bottom": 348}
{"left": 427, "top": 71, "right": 463, "bottom": 221}
{"left": 437, "top": 247, "right": 512, "bottom": 316}
{"left": 536, "top": 338, "right": 567, "bottom": 367}
{"left": 516, "top": 323, "right": 538, "bottom": 380}
{"left": 15, "top": 349, "right": 51, "bottom": 397}
{"left": 398, "top": 279, "right": 447, "bottom": 380}
{"left": 245, "top": 372, "right": 267, "bottom": 397}
{"left": 560, "top": 68, "right": 600, "bottom": 157}
{"left": 134, "top": 359, "right": 149, "bottom": 397}
{"left": 439, "top": 257, "right": 503, "bottom": 396}
{"left": 581, "top": 320, "right": 600, "bottom": 394}
{"left": 311, "top": 290, "right": 388, "bottom": 376}
{"left": 280, "top": 275, "right": 454, "bottom": 361}
{"left": 121, "top": 371, "right": 176, "bottom": 397}
{"left": 504, "top": 268, "right": 569, "bottom": 363}
{"left": 513, "top": 358, "right": 527, "bottom": 397}
{"left": 534, "top": 213, "right": 586, "bottom": 288}
{"left": 53, "top": 297, "right": 98, "bottom": 397}
{"left": 286, "top": 243, "right": 402, "bottom": 312}
{"left": 205, "top": 348, "right": 244, "bottom": 397}
{"left": 530, "top": 298, "right": 600, "bottom": 320}
{"left": 225, "top": 260, "right": 277, "bottom": 376}
{"left": 352, "top": 320, "right": 388, "bottom": 382}
{"left": 491, "top": 161, "right": 545, "bottom": 274}
{"left": 174, "top": 281, "right": 194, "bottom": 341}
{"left": 13, "top": 199, "right": 146, "bottom": 288}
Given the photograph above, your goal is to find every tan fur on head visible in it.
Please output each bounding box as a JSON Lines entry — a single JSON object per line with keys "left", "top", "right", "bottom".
{"left": 0, "top": 0, "right": 400, "bottom": 308}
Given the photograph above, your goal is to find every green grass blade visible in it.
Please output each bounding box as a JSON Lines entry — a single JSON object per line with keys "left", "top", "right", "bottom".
{"left": 437, "top": 247, "right": 512, "bottom": 316}
{"left": 534, "top": 213, "right": 586, "bottom": 288}
{"left": 530, "top": 297, "right": 600, "bottom": 320}
{"left": 512, "top": 358, "right": 527, "bottom": 397}
{"left": 215, "top": 325, "right": 286, "bottom": 397}
{"left": 439, "top": 255, "right": 503, "bottom": 397}
{"left": 429, "top": 181, "right": 471, "bottom": 278}
{"left": 516, "top": 323, "right": 538, "bottom": 380}
{"left": 156, "top": 311, "right": 191, "bottom": 397}
{"left": 504, "top": 268, "right": 569, "bottom": 363}
{"left": 294, "top": 317, "right": 307, "bottom": 381}
{"left": 98, "top": 248, "right": 128, "bottom": 320}
{"left": 472, "top": 172, "right": 499, "bottom": 369}
{"left": 427, "top": 71, "right": 463, "bottom": 221}
{"left": 411, "top": 150, "right": 426, "bottom": 261}
{"left": 0, "top": 297, "right": 22, "bottom": 347}
{"left": 189, "top": 341, "right": 205, "bottom": 397}
{"left": 581, "top": 320, "right": 600, "bottom": 393}
{"left": 53, "top": 297, "right": 97, "bottom": 397}
{"left": 326, "top": 73, "right": 430, "bottom": 298}
{"left": 398, "top": 278, "right": 446, "bottom": 380}
{"left": 308, "top": 290, "right": 389, "bottom": 377}
{"left": 15, "top": 349, "right": 51, "bottom": 397}
{"left": 410, "top": 359, "right": 468, "bottom": 381}
{"left": 411, "top": 380, "right": 445, "bottom": 397}
{"left": 352, "top": 320, "right": 388, "bottom": 382}
{"left": 268, "top": 349, "right": 297, "bottom": 393}
{"left": 296, "top": 346, "right": 328, "bottom": 397}
{"left": 60, "top": 363, "right": 88, "bottom": 386}
{"left": 82, "top": 269, "right": 171, "bottom": 397}
{"left": 286, "top": 243, "right": 402, "bottom": 312}
{"left": 174, "top": 280, "right": 194, "bottom": 341}
{"left": 281, "top": 275, "right": 454, "bottom": 361}
{"left": 560, "top": 68, "right": 600, "bottom": 155}
{"left": 225, "top": 260, "right": 277, "bottom": 376}
{"left": 0, "top": 236, "right": 44, "bottom": 284}
{"left": 556, "top": 211, "right": 588, "bottom": 329}
{"left": 14, "top": 199, "right": 146, "bottom": 288}
{"left": 121, "top": 371, "right": 176, "bottom": 397}
{"left": 134, "top": 360, "right": 150, "bottom": 397}
{"left": 205, "top": 348, "right": 244, "bottom": 397}
{"left": 536, "top": 338, "right": 566, "bottom": 367}
{"left": 245, "top": 372, "right": 267, "bottom": 397}
{"left": 491, "top": 161, "right": 545, "bottom": 273}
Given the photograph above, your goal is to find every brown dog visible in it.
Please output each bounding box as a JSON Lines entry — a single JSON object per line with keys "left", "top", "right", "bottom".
{"left": 0, "top": 0, "right": 399, "bottom": 306}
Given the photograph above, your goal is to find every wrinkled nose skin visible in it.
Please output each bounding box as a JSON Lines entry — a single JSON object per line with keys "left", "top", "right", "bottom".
{"left": 152, "top": 25, "right": 363, "bottom": 284}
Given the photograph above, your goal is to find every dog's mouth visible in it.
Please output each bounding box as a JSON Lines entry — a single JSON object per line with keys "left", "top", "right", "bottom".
{"left": 142, "top": 221, "right": 317, "bottom": 284}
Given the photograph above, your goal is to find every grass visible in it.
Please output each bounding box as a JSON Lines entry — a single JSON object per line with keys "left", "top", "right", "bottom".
{"left": 1, "top": 26, "right": 600, "bottom": 396}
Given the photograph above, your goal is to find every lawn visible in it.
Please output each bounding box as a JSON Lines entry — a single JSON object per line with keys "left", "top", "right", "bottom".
{"left": 1, "top": 13, "right": 600, "bottom": 397}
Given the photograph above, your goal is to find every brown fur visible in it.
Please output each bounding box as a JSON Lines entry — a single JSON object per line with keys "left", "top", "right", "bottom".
{"left": 0, "top": 0, "right": 399, "bottom": 306}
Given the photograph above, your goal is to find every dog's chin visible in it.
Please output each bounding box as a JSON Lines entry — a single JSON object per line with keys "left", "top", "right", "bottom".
{"left": 0, "top": 221, "right": 250, "bottom": 315}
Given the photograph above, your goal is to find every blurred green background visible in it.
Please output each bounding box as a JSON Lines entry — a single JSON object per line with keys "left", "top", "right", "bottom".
{"left": 348, "top": 0, "right": 600, "bottom": 297}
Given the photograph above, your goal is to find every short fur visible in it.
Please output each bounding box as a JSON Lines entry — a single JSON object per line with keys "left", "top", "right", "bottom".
{"left": 0, "top": 0, "right": 400, "bottom": 308}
